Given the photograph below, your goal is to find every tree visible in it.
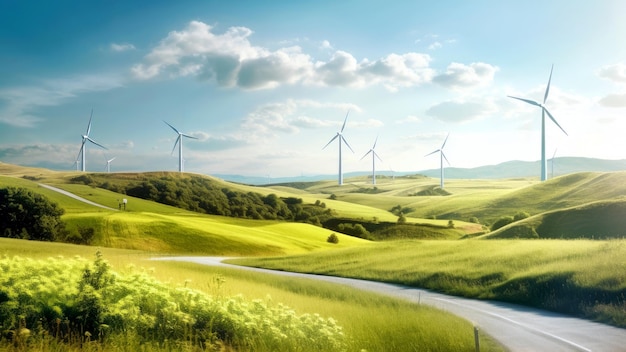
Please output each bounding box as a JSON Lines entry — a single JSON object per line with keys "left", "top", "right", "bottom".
{"left": 0, "top": 187, "right": 65, "bottom": 241}
{"left": 491, "top": 216, "right": 514, "bottom": 232}
{"left": 513, "top": 211, "right": 530, "bottom": 222}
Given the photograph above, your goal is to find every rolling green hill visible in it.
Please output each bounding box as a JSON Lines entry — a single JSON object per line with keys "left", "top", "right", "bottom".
{"left": 3, "top": 162, "right": 626, "bottom": 242}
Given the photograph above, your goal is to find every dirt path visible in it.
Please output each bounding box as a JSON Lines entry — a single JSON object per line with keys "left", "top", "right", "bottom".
{"left": 38, "top": 183, "right": 118, "bottom": 211}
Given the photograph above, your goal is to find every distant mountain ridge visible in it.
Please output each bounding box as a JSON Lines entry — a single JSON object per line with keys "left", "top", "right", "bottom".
{"left": 215, "top": 157, "right": 626, "bottom": 185}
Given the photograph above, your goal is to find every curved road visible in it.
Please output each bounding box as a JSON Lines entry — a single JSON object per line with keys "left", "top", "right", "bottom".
{"left": 156, "top": 256, "right": 626, "bottom": 352}
{"left": 42, "top": 184, "right": 625, "bottom": 350}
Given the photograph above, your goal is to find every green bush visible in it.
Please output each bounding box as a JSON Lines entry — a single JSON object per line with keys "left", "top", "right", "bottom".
{"left": 0, "top": 187, "right": 66, "bottom": 241}
{"left": 491, "top": 216, "right": 514, "bottom": 231}
{"left": 0, "top": 253, "right": 346, "bottom": 351}
{"left": 327, "top": 233, "right": 339, "bottom": 244}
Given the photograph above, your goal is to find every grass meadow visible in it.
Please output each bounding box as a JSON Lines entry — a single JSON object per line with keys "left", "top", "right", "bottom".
{"left": 0, "top": 238, "right": 503, "bottom": 352}
{"left": 3, "top": 163, "right": 626, "bottom": 350}
{"left": 232, "top": 239, "right": 626, "bottom": 327}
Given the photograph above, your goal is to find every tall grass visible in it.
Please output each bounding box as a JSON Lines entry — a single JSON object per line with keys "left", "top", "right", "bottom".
{"left": 232, "top": 239, "right": 626, "bottom": 327}
{"left": 0, "top": 238, "right": 504, "bottom": 351}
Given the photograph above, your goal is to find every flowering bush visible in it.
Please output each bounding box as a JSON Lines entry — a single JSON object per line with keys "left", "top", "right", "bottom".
{"left": 0, "top": 253, "right": 345, "bottom": 351}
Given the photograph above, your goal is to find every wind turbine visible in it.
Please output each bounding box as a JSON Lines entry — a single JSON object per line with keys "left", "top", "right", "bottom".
{"left": 508, "top": 65, "right": 568, "bottom": 181}
{"left": 76, "top": 109, "right": 107, "bottom": 172}
{"left": 425, "top": 133, "right": 450, "bottom": 189}
{"left": 360, "top": 136, "right": 382, "bottom": 185}
{"left": 164, "top": 121, "right": 198, "bottom": 172}
{"left": 550, "top": 148, "right": 558, "bottom": 179}
{"left": 322, "top": 110, "right": 354, "bottom": 185}
{"left": 105, "top": 157, "right": 116, "bottom": 173}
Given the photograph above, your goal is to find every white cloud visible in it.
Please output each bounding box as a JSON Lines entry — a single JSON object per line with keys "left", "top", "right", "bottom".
{"left": 320, "top": 40, "right": 333, "bottom": 50}
{"left": 597, "top": 63, "right": 626, "bottom": 108}
{"left": 0, "top": 74, "right": 124, "bottom": 127}
{"left": 132, "top": 20, "right": 436, "bottom": 91}
{"left": 110, "top": 43, "right": 136, "bottom": 52}
{"left": 428, "top": 41, "right": 442, "bottom": 50}
{"left": 433, "top": 62, "right": 499, "bottom": 90}
{"left": 598, "top": 93, "right": 626, "bottom": 108}
{"left": 426, "top": 99, "right": 498, "bottom": 123}
{"left": 597, "top": 63, "right": 626, "bottom": 83}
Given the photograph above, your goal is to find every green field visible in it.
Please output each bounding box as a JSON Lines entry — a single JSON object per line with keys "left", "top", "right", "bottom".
{"left": 2, "top": 162, "right": 626, "bottom": 350}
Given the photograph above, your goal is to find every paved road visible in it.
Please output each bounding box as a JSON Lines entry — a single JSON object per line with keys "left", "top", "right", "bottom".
{"left": 156, "top": 256, "right": 626, "bottom": 352}
{"left": 39, "top": 183, "right": 118, "bottom": 211}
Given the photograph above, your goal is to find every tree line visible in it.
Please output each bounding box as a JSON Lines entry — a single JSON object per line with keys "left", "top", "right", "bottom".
{"left": 85, "top": 175, "right": 333, "bottom": 225}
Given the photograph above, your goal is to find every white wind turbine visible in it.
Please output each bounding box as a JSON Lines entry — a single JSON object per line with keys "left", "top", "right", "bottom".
{"left": 105, "top": 157, "right": 116, "bottom": 173}
{"left": 164, "top": 121, "right": 198, "bottom": 172}
{"left": 425, "top": 133, "right": 450, "bottom": 189}
{"left": 323, "top": 110, "right": 354, "bottom": 185}
{"left": 508, "top": 65, "right": 568, "bottom": 181}
{"left": 360, "top": 136, "right": 382, "bottom": 185}
{"left": 550, "top": 148, "right": 558, "bottom": 179}
{"left": 76, "top": 109, "right": 107, "bottom": 172}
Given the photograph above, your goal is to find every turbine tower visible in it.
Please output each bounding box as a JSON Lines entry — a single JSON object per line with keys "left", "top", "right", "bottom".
{"left": 323, "top": 110, "right": 354, "bottom": 185}
{"left": 425, "top": 133, "right": 450, "bottom": 189}
{"left": 76, "top": 109, "right": 107, "bottom": 172}
{"left": 360, "top": 136, "right": 382, "bottom": 185}
{"left": 508, "top": 65, "right": 568, "bottom": 181}
{"left": 164, "top": 121, "right": 198, "bottom": 172}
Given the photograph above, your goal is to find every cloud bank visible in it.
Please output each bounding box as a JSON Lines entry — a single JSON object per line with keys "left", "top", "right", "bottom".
{"left": 131, "top": 21, "right": 436, "bottom": 91}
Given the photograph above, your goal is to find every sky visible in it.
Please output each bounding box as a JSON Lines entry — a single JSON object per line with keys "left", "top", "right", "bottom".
{"left": 2, "top": 0, "right": 626, "bottom": 179}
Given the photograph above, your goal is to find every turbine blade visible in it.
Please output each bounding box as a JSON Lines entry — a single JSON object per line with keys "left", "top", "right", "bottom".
{"left": 543, "top": 108, "right": 568, "bottom": 136}
{"left": 181, "top": 133, "right": 199, "bottom": 140}
{"left": 508, "top": 96, "right": 541, "bottom": 107}
{"left": 425, "top": 149, "right": 440, "bottom": 157}
{"left": 372, "top": 135, "right": 378, "bottom": 149}
{"left": 322, "top": 134, "right": 339, "bottom": 150}
{"left": 342, "top": 136, "right": 355, "bottom": 153}
{"left": 373, "top": 151, "right": 383, "bottom": 162}
{"left": 86, "top": 137, "right": 107, "bottom": 150}
{"left": 86, "top": 109, "right": 93, "bottom": 136}
{"left": 441, "top": 132, "right": 450, "bottom": 149}
{"left": 108, "top": 157, "right": 116, "bottom": 162}
{"left": 544, "top": 64, "right": 554, "bottom": 104}
{"left": 442, "top": 151, "right": 451, "bottom": 166}
{"left": 171, "top": 136, "right": 181, "bottom": 155}
{"left": 340, "top": 110, "right": 350, "bottom": 133}
{"left": 163, "top": 120, "right": 180, "bottom": 134}
{"left": 360, "top": 150, "right": 372, "bottom": 161}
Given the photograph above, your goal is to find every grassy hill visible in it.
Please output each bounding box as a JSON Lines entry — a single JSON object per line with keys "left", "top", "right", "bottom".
{"left": 4, "top": 162, "right": 626, "bottom": 242}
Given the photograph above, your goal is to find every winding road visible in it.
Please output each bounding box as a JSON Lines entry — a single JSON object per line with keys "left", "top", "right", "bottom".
{"left": 156, "top": 256, "right": 626, "bottom": 352}
{"left": 40, "top": 183, "right": 626, "bottom": 351}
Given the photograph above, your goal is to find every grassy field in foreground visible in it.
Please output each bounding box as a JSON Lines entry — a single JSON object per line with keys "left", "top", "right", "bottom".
{"left": 231, "top": 239, "right": 626, "bottom": 327}
{"left": 0, "top": 238, "right": 504, "bottom": 352}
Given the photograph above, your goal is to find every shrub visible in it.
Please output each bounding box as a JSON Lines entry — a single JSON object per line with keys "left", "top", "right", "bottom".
{"left": 0, "top": 254, "right": 346, "bottom": 351}
{"left": 491, "top": 216, "right": 514, "bottom": 231}
{"left": 327, "top": 233, "right": 339, "bottom": 244}
{"left": 514, "top": 211, "right": 531, "bottom": 222}
{"left": 468, "top": 217, "right": 480, "bottom": 224}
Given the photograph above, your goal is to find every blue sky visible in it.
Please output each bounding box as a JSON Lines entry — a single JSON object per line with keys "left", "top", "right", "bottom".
{"left": 2, "top": 0, "right": 626, "bottom": 178}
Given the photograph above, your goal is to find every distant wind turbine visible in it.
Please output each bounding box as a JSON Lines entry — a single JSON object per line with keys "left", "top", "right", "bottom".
{"left": 105, "top": 157, "right": 116, "bottom": 173}
{"left": 425, "top": 133, "right": 450, "bottom": 189}
{"left": 76, "top": 109, "right": 107, "bottom": 172}
{"left": 164, "top": 121, "right": 198, "bottom": 172}
{"left": 323, "top": 110, "right": 354, "bottom": 185}
{"left": 508, "top": 65, "right": 568, "bottom": 181}
{"left": 361, "top": 136, "right": 382, "bottom": 185}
